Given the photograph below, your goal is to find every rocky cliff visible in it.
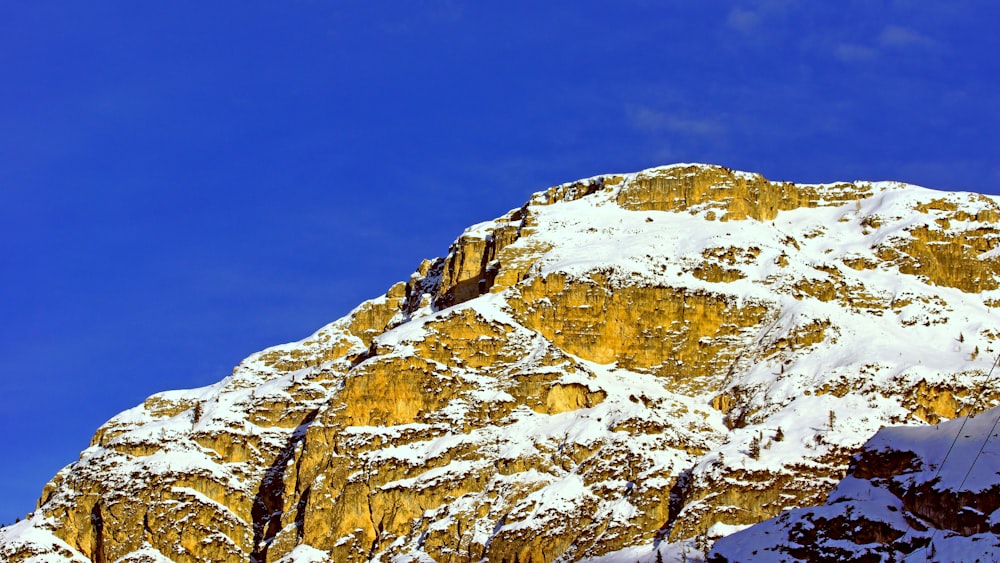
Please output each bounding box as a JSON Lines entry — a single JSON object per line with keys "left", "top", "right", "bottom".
{"left": 2, "top": 164, "right": 1000, "bottom": 562}
{"left": 708, "top": 404, "right": 1000, "bottom": 562}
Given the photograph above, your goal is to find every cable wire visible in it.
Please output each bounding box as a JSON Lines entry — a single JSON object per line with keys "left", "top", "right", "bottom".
{"left": 903, "top": 353, "right": 1000, "bottom": 562}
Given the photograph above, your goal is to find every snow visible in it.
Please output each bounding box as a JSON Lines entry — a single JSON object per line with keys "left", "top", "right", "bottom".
{"left": 116, "top": 543, "right": 182, "bottom": 562}
{"left": 7, "top": 164, "right": 1000, "bottom": 562}
{"left": 711, "top": 406, "right": 1000, "bottom": 562}
{"left": 169, "top": 486, "right": 243, "bottom": 524}
{"left": 273, "top": 544, "right": 330, "bottom": 563}
{"left": 380, "top": 460, "right": 485, "bottom": 491}
{"left": 0, "top": 519, "right": 91, "bottom": 563}
{"left": 866, "top": 404, "right": 1000, "bottom": 493}
{"left": 501, "top": 473, "right": 595, "bottom": 533}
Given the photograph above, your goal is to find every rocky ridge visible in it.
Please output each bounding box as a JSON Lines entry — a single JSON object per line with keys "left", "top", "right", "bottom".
{"left": 709, "top": 403, "right": 1000, "bottom": 562}
{"left": 2, "top": 164, "right": 1000, "bottom": 562}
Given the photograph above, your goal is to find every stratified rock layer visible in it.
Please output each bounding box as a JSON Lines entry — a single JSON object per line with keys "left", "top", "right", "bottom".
{"left": 3, "top": 164, "right": 1000, "bottom": 562}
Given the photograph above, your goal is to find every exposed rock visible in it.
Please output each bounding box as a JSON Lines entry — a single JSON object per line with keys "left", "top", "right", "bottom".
{"left": 708, "top": 405, "right": 1000, "bottom": 562}
{"left": 3, "top": 163, "right": 1000, "bottom": 562}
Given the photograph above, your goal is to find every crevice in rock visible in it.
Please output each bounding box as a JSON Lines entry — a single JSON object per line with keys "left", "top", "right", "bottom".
{"left": 142, "top": 511, "right": 153, "bottom": 545}
{"left": 250, "top": 407, "right": 319, "bottom": 563}
{"left": 661, "top": 466, "right": 694, "bottom": 543}
{"left": 294, "top": 487, "right": 310, "bottom": 541}
{"left": 90, "top": 502, "right": 105, "bottom": 563}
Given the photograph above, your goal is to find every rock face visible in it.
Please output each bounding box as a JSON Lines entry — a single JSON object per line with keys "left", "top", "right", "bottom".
{"left": 2, "top": 164, "right": 1000, "bottom": 562}
{"left": 708, "top": 405, "right": 1000, "bottom": 562}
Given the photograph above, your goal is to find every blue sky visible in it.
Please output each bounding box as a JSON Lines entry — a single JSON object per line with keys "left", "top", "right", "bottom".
{"left": 1, "top": 1, "right": 998, "bottom": 523}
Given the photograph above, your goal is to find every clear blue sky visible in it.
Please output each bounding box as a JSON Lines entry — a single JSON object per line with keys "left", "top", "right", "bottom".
{"left": 1, "top": 2, "right": 998, "bottom": 524}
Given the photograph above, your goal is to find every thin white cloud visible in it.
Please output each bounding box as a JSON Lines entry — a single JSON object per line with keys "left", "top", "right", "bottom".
{"left": 878, "top": 25, "right": 938, "bottom": 50}
{"left": 665, "top": 116, "right": 727, "bottom": 137}
{"left": 376, "top": 2, "right": 464, "bottom": 36}
{"left": 831, "top": 24, "right": 940, "bottom": 63}
{"left": 725, "top": 0, "right": 796, "bottom": 34}
{"left": 626, "top": 105, "right": 725, "bottom": 138}
{"left": 727, "top": 8, "right": 762, "bottom": 34}
{"left": 834, "top": 43, "right": 877, "bottom": 62}
{"left": 627, "top": 105, "right": 669, "bottom": 132}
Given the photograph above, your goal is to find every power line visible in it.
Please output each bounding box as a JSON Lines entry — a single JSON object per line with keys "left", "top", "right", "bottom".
{"left": 901, "top": 353, "right": 1000, "bottom": 562}
{"left": 956, "top": 408, "right": 1000, "bottom": 493}
{"left": 930, "top": 354, "right": 1000, "bottom": 484}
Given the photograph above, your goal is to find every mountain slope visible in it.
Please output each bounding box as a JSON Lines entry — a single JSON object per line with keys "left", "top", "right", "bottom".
{"left": 2, "top": 164, "right": 1000, "bottom": 562}
{"left": 708, "top": 404, "right": 1000, "bottom": 562}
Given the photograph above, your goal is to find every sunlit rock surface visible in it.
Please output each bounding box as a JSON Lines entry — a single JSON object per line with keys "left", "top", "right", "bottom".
{"left": 3, "top": 164, "right": 1000, "bottom": 562}
{"left": 709, "top": 405, "right": 1000, "bottom": 562}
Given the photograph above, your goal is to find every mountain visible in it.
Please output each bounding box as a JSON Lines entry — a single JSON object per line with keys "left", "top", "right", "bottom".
{"left": 2, "top": 164, "right": 999, "bottom": 562}
{"left": 708, "top": 404, "right": 1000, "bottom": 562}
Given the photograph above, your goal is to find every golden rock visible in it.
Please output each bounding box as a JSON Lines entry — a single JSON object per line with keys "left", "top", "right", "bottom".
{"left": 4, "top": 164, "right": 1000, "bottom": 562}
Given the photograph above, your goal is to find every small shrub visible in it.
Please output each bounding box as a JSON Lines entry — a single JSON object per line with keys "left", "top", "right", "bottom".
{"left": 749, "top": 433, "right": 761, "bottom": 459}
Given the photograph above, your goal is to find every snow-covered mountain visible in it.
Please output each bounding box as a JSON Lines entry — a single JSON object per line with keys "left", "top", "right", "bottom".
{"left": 709, "top": 404, "right": 1000, "bottom": 562}
{"left": 3, "top": 164, "right": 1000, "bottom": 562}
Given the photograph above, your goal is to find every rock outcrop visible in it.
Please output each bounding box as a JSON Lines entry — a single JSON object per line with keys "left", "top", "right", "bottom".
{"left": 708, "top": 405, "right": 1000, "bottom": 562}
{"left": 2, "top": 164, "right": 1000, "bottom": 562}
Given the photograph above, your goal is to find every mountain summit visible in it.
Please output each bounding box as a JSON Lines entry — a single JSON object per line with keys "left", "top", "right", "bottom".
{"left": 3, "top": 164, "right": 1000, "bottom": 562}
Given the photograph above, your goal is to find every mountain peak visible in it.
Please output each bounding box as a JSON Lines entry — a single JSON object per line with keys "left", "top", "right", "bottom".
{"left": 4, "top": 164, "right": 1000, "bottom": 562}
{"left": 537, "top": 163, "right": 882, "bottom": 222}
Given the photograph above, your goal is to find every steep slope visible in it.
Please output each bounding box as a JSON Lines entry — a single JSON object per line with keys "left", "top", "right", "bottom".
{"left": 708, "top": 404, "right": 1000, "bottom": 562}
{"left": 2, "top": 164, "right": 1000, "bottom": 562}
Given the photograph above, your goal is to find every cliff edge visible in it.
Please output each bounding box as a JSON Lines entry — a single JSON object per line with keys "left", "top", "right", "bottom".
{"left": 3, "top": 164, "right": 1000, "bottom": 562}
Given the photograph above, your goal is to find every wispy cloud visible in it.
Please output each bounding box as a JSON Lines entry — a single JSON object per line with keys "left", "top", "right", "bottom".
{"left": 834, "top": 43, "right": 878, "bottom": 62}
{"left": 725, "top": 1, "right": 795, "bottom": 35}
{"left": 832, "top": 24, "right": 940, "bottom": 63}
{"left": 878, "top": 25, "right": 939, "bottom": 50}
{"left": 626, "top": 105, "right": 726, "bottom": 138}
{"left": 727, "top": 8, "right": 762, "bottom": 34}
{"left": 377, "top": 2, "right": 465, "bottom": 36}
